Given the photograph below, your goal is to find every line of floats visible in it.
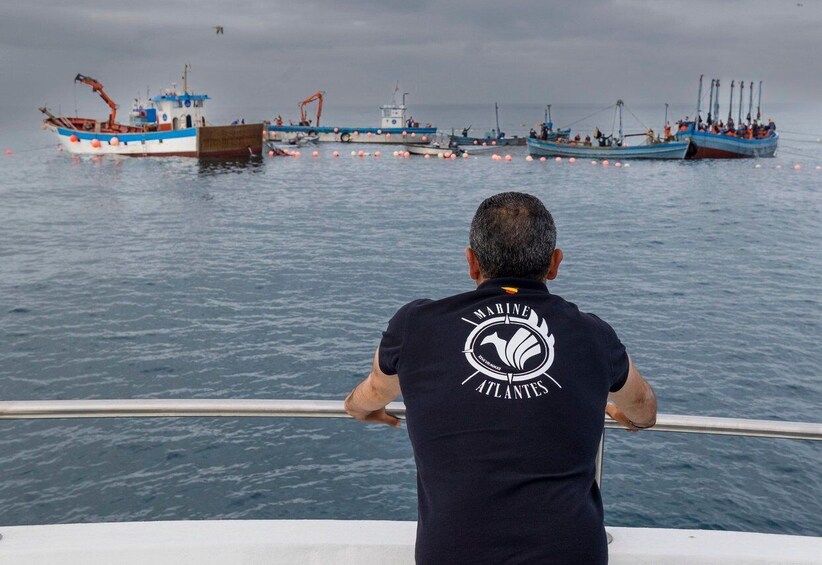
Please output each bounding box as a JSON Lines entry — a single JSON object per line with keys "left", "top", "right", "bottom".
{"left": 38, "top": 68, "right": 779, "bottom": 161}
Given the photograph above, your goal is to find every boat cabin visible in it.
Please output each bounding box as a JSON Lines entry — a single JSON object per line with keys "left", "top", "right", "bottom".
{"left": 380, "top": 103, "right": 411, "bottom": 129}
{"left": 148, "top": 88, "right": 210, "bottom": 131}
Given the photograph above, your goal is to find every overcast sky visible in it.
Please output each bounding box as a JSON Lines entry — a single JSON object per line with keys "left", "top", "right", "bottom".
{"left": 3, "top": 0, "right": 820, "bottom": 124}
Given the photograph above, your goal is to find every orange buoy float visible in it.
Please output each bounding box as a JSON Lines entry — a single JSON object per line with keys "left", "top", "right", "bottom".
{"left": 386, "top": 133, "right": 391, "bottom": 138}
{"left": 5, "top": 149, "right": 11, "bottom": 155}
{"left": 554, "top": 157, "right": 561, "bottom": 162}
{"left": 526, "top": 156, "right": 533, "bottom": 162}
{"left": 462, "top": 152, "right": 469, "bottom": 159}
{"left": 450, "top": 154, "right": 457, "bottom": 160}
{"left": 568, "top": 157, "right": 576, "bottom": 163}
{"left": 69, "top": 135, "right": 79, "bottom": 143}
{"left": 793, "top": 164, "right": 801, "bottom": 170}
{"left": 110, "top": 137, "right": 120, "bottom": 146}
{"left": 539, "top": 157, "right": 546, "bottom": 162}
{"left": 90, "top": 139, "right": 101, "bottom": 148}
{"left": 424, "top": 154, "right": 431, "bottom": 159}
{"left": 505, "top": 155, "right": 512, "bottom": 161}
{"left": 358, "top": 150, "right": 364, "bottom": 158}
{"left": 615, "top": 162, "right": 622, "bottom": 167}
{"left": 374, "top": 151, "right": 381, "bottom": 157}
{"left": 402, "top": 131, "right": 407, "bottom": 136}
{"left": 404, "top": 151, "right": 410, "bottom": 158}
{"left": 333, "top": 151, "right": 340, "bottom": 157}
{"left": 312, "top": 150, "right": 319, "bottom": 157}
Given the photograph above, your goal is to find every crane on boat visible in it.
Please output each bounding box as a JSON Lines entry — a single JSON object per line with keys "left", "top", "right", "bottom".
{"left": 74, "top": 73, "right": 118, "bottom": 129}
{"left": 298, "top": 91, "right": 324, "bottom": 127}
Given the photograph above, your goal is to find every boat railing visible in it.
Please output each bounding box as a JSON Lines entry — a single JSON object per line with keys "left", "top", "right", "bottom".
{"left": 1, "top": 399, "right": 820, "bottom": 486}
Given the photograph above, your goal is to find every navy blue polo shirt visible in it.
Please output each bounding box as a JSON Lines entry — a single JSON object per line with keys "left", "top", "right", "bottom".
{"left": 379, "top": 277, "right": 629, "bottom": 565}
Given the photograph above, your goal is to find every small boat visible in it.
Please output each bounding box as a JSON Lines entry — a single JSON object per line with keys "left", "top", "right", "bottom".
{"left": 267, "top": 87, "right": 436, "bottom": 145}
{"left": 527, "top": 101, "right": 689, "bottom": 160}
{"left": 405, "top": 142, "right": 464, "bottom": 157}
{"left": 39, "top": 66, "right": 263, "bottom": 158}
{"left": 675, "top": 76, "right": 778, "bottom": 159}
{"left": 449, "top": 103, "right": 527, "bottom": 147}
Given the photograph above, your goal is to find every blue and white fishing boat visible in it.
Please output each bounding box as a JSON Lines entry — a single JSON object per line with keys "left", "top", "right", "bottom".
{"left": 40, "top": 66, "right": 263, "bottom": 158}
{"left": 267, "top": 88, "right": 436, "bottom": 145}
{"left": 449, "top": 103, "right": 528, "bottom": 147}
{"left": 675, "top": 76, "right": 778, "bottom": 159}
{"left": 527, "top": 101, "right": 690, "bottom": 160}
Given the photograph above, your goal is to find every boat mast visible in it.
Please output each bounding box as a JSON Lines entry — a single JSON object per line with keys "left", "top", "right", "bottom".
{"left": 182, "top": 63, "right": 191, "bottom": 94}
{"left": 738, "top": 81, "right": 744, "bottom": 125}
{"left": 696, "top": 74, "right": 704, "bottom": 124}
{"left": 495, "top": 102, "right": 500, "bottom": 138}
{"left": 664, "top": 103, "right": 669, "bottom": 130}
{"left": 727, "top": 80, "right": 735, "bottom": 123}
{"left": 617, "top": 99, "right": 624, "bottom": 144}
{"left": 714, "top": 80, "right": 720, "bottom": 123}
{"left": 747, "top": 81, "right": 754, "bottom": 124}
{"left": 707, "top": 79, "right": 715, "bottom": 125}
{"left": 757, "top": 81, "right": 762, "bottom": 121}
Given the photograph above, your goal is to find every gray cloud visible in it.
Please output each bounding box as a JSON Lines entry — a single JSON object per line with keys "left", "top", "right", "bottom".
{"left": 3, "top": 0, "right": 819, "bottom": 125}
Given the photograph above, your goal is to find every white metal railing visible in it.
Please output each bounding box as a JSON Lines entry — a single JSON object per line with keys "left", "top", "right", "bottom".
{"left": 1, "top": 399, "right": 820, "bottom": 441}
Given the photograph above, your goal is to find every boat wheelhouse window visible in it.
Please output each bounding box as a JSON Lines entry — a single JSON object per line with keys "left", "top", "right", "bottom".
{"left": 194, "top": 100, "right": 203, "bottom": 108}
{"left": 186, "top": 115, "right": 192, "bottom": 129}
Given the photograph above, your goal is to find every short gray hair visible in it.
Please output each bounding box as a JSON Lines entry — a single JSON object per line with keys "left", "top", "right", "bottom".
{"left": 469, "top": 192, "right": 556, "bottom": 280}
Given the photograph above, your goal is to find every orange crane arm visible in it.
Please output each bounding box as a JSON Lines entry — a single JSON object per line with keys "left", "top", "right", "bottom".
{"left": 298, "top": 91, "right": 324, "bottom": 127}
{"left": 75, "top": 73, "right": 118, "bottom": 127}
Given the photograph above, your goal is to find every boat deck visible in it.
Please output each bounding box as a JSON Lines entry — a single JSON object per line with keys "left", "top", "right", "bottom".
{"left": 1, "top": 520, "right": 820, "bottom": 565}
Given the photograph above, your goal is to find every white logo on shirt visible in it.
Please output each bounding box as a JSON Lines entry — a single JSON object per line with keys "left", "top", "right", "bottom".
{"left": 461, "top": 304, "right": 559, "bottom": 398}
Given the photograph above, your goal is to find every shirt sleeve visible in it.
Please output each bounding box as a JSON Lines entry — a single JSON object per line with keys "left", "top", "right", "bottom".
{"left": 378, "top": 299, "right": 431, "bottom": 376}
{"left": 590, "top": 314, "right": 630, "bottom": 392}
{"left": 377, "top": 302, "right": 413, "bottom": 376}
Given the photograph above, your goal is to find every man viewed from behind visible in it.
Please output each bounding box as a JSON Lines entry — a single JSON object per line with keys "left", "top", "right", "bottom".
{"left": 345, "top": 192, "right": 657, "bottom": 564}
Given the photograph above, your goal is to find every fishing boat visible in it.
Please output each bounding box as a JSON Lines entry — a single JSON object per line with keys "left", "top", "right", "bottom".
{"left": 675, "top": 76, "right": 778, "bottom": 159}
{"left": 39, "top": 66, "right": 263, "bottom": 158}
{"left": 449, "top": 103, "right": 527, "bottom": 147}
{"left": 405, "top": 142, "right": 464, "bottom": 158}
{"left": 267, "top": 88, "right": 436, "bottom": 145}
{"left": 0, "top": 398, "right": 820, "bottom": 564}
{"left": 527, "top": 101, "right": 690, "bottom": 160}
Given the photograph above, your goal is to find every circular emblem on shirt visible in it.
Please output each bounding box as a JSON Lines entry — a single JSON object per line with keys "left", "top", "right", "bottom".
{"left": 464, "top": 309, "right": 555, "bottom": 384}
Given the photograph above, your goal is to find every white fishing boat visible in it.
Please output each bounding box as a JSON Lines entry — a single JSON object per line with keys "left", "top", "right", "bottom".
{"left": 0, "top": 399, "right": 819, "bottom": 564}
{"left": 405, "top": 141, "right": 464, "bottom": 157}
{"left": 39, "top": 66, "right": 263, "bottom": 158}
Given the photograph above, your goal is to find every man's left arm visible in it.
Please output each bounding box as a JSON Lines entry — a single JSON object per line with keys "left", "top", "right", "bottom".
{"left": 344, "top": 348, "right": 402, "bottom": 428}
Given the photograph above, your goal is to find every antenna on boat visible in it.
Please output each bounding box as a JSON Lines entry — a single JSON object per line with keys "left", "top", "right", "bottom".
{"left": 664, "top": 103, "right": 668, "bottom": 131}
{"left": 756, "top": 81, "right": 762, "bottom": 121}
{"left": 747, "top": 81, "right": 754, "bottom": 124}
{"left": 727, "top": 80, "right": 735, "bottom": 123}
{"left": 738, "top": 81, "right": 744, "bottom": 125}
{"left": 713, "top": 79, "right": 720, "bottom": 123}
{"left": 707, "top": 79, "right": 715, "bottom": 125}
{"left": 545, "top": 104, "right": 552, "bottom": 125}
{"left": 495, "top": 102, "right": 500, "bottom": 138}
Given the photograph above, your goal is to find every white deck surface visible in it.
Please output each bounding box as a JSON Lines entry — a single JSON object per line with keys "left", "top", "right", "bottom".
{"left": 0, "top": 520, "right": 820, "bottom": 564}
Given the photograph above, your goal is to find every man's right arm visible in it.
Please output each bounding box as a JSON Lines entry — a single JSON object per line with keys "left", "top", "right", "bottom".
{"left": 607, "top": 355, "right": 657, "bottom": 431}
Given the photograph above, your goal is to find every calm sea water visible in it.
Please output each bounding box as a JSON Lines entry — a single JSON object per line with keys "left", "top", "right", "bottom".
{"left": 0, "top": 103, "right": 820, "bottom": 535}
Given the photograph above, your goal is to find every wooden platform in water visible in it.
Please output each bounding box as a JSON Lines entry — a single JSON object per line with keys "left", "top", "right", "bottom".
{"left": 198, "top": 124, "right": 264, "bottom": 158}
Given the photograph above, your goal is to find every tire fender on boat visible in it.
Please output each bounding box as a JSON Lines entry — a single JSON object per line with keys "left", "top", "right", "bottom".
{"left": 340, "top": 132, "right": 351, "bottom": 143}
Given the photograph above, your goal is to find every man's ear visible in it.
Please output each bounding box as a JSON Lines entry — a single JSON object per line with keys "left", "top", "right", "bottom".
{"left": 466, "top": 248, "right": 482, "bottom": 283}
{"left": 546, "top": 248, "right": 563, "bottom": 280}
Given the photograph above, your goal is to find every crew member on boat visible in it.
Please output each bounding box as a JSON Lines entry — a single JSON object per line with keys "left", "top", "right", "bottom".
{"left": 345, "top": 192, "right": 657, "bottom": 565}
